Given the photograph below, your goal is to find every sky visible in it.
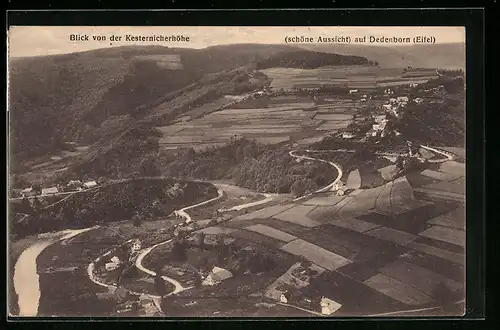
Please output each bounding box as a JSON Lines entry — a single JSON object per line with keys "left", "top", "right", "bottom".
{"left": 8, "top": 26, "right": 465, "bottom": 58}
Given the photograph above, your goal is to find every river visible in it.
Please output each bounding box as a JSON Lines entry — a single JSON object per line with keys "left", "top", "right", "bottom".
{"left": 12, "top": 227, "right": 98, "bottom": 316}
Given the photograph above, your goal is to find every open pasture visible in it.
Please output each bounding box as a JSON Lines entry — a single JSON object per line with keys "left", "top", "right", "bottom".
{"left": 261, "top": 65, "right": 438, "bottom": 90}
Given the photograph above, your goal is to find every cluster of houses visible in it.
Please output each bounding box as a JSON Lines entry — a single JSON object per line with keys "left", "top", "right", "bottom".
{"left": 20, "top": 179, "right": 98, "bottom": 198}
{"left": 363, "top": 95, "right": 412, "bottom": 139}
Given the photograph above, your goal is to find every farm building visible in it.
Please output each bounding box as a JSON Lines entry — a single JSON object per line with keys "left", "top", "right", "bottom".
{"left": 348, "top": 89, "right": 359, "bottom": 94}
{"left": 131, "top": 239, "right": 142, "bottom": 253}
{"left": 83, "top": 180, "right": 98, "bottom": 189}
{"left": 105, "top": 256, "right": 121, "bottom": 271}
{"left": 280, "top": 293, "right": 288, "bottom": 304}
{"left": 203, "top": 266, "right": 233, "bottom": 286}
{"left": 342, "top": 132, "right": 354, "bottom": 139}
{"left": 389, "top": 98, "right": 397, "bottom": 104}
{"left": 397, "top": 96, "right": 409, "bottom": 102}
{"left": 414, "top": 97, "right": 424, "bottom": 104}
{"left": 382, "top": 104, "right": 392, "bottom": 111}
{"left": 42, "top": 187, "right": 59, "bottom": 195}
{"left": 320, "top": 297, "right": 342, "bottom": 315}
{"left": 68, "top": 180, "right": 82, "bottom": 186}
{"left": 20, "top": 187, "right": 37, "bottom": 197}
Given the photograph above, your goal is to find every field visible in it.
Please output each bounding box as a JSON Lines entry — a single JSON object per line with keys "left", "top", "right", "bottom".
{"left": 261, "top": 65, "right": 438, "bottom": 91}
{"left": 155, "top": 95, "right": 370, "bottom": 151}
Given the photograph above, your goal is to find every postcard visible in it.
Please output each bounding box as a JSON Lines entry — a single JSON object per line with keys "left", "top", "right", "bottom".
{"left": 8, "top": 25, "right": 466, "bottom": 318}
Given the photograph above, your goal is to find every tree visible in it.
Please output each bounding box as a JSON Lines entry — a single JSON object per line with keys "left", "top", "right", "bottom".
{"left": 198, "top": 231, "right": 206, "bottom": 249}
{"left": 193, "top": 273, "right": 202, "bottom": 287}
{"left": 32, "top": 183, "right": 42, "bottom": 195}
{"left": 20, "top": 197, "right": 34, "bottom": 215}
{"left": 132, "top": 212, "right": 142, "bottom": 228}
{"left": 154, "top": 274, "right": 167, "bottom": 297}
{"left": 139, "top": 155, "right": 161, "bottom": 177}
{"left": 32, "top": 197, "right": 43, "bottom": 212}
{"left": 291, "top": 179, "right": 307, "bottom": 197}
{"left": 170, "top": 240, "right": 187, "bottom": 262}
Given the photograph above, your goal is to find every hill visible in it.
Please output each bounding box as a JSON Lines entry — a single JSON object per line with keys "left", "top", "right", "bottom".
{"left": 299, "top": 43, "right": 465, "bottom": 69}
{"left": 256, "top": 50, "right": 368, "bottom": 69}
{"left": 8, "top": 44, "right": 300, "bottom": 162}
{"left": 396, "top": 77, "right": 465, "bottom": 147}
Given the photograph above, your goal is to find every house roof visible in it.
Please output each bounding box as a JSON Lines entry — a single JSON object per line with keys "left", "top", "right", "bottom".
{"left": 210, "top": 266, "right": 232, "bottom": 281}
{"left": 42, "top": 187, "right": 59, "bottom": 194}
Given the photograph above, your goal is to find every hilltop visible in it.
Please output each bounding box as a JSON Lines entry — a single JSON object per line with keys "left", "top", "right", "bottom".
{"left": 256, "top": 50, "right": 368, "bottom": 69}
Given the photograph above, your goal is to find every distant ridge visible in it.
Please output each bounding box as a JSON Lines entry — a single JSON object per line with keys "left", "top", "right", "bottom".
{"left": 298, "top": 43, "right": 465, "bottom": 70}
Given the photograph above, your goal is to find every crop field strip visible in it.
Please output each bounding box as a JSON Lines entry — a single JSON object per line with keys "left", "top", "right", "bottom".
{"left": 272, "top": 204, "right": 322, "bottom": 228}
{"left": 364, "top": 273, "right": 433, "bottom": 306}
{"left": 262, "top": 65, "right": 437, "bottom": 90}
{"left": 427, "top": 207, "right": 465, "bottom": 230}
{"left": 280, "top": 239, "right": 352, "bottom": 271}
{"left": 378, "top": 260, "right": 463, "bottom": 296}
{"left": 418, "top": 225, "right": 465, "bottom": 247}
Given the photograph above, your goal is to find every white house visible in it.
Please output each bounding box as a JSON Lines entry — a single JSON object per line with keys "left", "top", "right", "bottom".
{"left": 42, "top": 187, "right": 59, "bottom": 195}
{"left": 68, "top": 180, "right": 82, "bottom": 186}
{"left": 202, "top": 266, "right": 233, "bottom": 286}
{"left": 83, "top": 180, "right": 98, "bottom": 189}
{"left": 280, "top": 293, "right": 288, "bottom": 304}
{"left": 131, "top": 239, "right": 142, "bottom": 253}
{"left": 105, "top": 256, "right": 121, "bottom": 271}
{"left": 320, "top": 297, "right": 342, "bottom": 315}
{"left": 348, "top": 89, "right": 359, "bottom": 94}
{"left": 21, "top": 187, "right": 37, "bottom": 197}
{"left": 382, "top": 104, "right": 392, "bottom": 111}
{"left": 375, "top": 115, "right": 387, "bottom": 123}
{"left": 342, "top": 132, "right": 354, "bottom": 139}
{"left": 397, "top": 96, "right": 409, "bottom": 102}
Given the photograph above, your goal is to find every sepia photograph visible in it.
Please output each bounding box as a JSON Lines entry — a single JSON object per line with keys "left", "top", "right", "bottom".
{"left": 7, "top": 26, "right": 466, "bottom": 318}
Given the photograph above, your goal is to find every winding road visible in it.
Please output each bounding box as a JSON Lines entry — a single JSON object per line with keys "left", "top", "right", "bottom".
{"left": 288, "top": 145, "right": 453, "bottom": 203}
{"left": 289, "top": 150, "right": 343, "bottom": 202}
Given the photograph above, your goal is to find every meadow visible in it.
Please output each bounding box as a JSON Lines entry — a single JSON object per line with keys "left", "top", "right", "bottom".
{"left": 261, "top": 65, "right": 438, "bottom": 91}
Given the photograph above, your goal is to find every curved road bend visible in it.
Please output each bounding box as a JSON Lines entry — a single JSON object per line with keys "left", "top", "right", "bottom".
{"left": 13, "top": 226, "right": 98, "bottom": 316}
{"left": 288, "top": 150, "right": 343, "bottom": 202}
{"left": 87, "top": 184, "right": 224, "bottom": 299}
{"left": 134, "top": 185, "right": 281, "bottom": 295}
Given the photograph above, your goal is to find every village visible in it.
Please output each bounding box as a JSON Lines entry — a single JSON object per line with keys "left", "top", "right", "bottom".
{"left": 14, "top": 179, "right": 99, "bottom": 199}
